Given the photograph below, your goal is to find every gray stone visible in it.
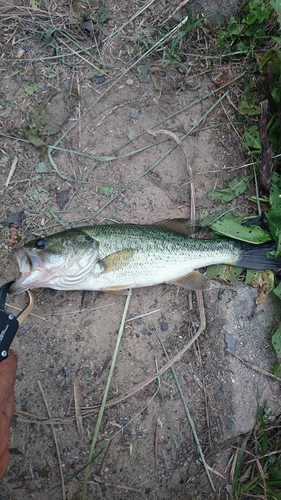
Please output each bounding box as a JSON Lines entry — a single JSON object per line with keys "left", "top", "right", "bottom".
{"left": 189, "top": 0, "right": 242, "bottom": 25}
{"left": 203, "top": 281, "right": 281, "bottom": 440}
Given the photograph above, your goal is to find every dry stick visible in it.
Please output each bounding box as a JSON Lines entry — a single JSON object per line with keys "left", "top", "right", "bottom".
{"left": 154, "top": 417, "right": 160, "bottom": 471}
{"left": 5, "top": 303, "right": 47, "bottom": 321}
{"left": 37, "top": 381, "right": 66, "bottom": 500}
{"left": 98, "top": 320, "right": 206, "bottom": 410}
{"left": 47, "top": 15, "right": 190, "bottom": 176}
{"left": 160, "top": 0, "right": 190, "bottom": 26}
{"left": 155, "top": 293, "right": 215, "bottom": 493}
{"left": 226, "top": 349, "right": 281, "bottom": 383}
{"left": 5, "top": 155, "right": 18, "bottom": 188}
{"left": 194, "top": 338, "right": 212, "bottom": 449}
{"left": 88, "top": 481, "right": 141, "bottom": 493}
{"left": 147, "top": 129, "right": 196, "bottom": 221}
{"left": 256, "top": 457, "right": 267, "bottom": 499}
{"left": 81, "top": 290, "right": 132, "bottom": 500}
{"left": 73, "top": 381, "right": 83, "bottom": 437}
{"left": 126, "top": 308, "right": 161, "bottom": 322}
{"left": 97, "top": 439, "right": 114, "bottom": 476}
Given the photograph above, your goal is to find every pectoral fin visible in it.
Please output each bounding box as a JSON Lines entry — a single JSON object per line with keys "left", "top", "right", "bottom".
{"left": 168, "top": 270, "right": 207, "bottom": 290}
{"left": 99, "top": 249, "right": 134, "bottom": 273}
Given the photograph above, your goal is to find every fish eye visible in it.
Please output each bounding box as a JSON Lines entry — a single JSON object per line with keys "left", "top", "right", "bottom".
{"left": 35, "top": 238, "right": 48, "bottom": 249}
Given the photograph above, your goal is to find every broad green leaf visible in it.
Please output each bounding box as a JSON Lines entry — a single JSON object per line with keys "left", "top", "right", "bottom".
{"left": 243, "top": 125, "right": 261, "bottom": 153}
{"left": 210, "top": 217, "right": 272, "bottom": 243}
{"left": 206, "top": 264, "right": 244, "bottom": 284}
{"left": 270, "top": 0, "right": 281, "bottom": 26}
{"left": 199, "top": 211, "right": 243, "bottom": 227}
{"left": 272, "top": 36, "right": 281, "bottom": 45}
{"left": 272, "top": 324, "right": 281, "bottom": 359}
{"left": 207, "top": 175, "right": 252, "bottom": 203}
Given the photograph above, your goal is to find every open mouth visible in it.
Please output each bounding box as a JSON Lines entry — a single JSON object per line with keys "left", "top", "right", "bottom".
{"left": 9, "top": 249, "right": 43, "bottom": 295}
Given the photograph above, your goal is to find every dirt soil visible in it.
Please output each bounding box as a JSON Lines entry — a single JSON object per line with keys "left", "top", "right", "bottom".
{"left": 0, "top": 2, "right": 280, "bottom": 500}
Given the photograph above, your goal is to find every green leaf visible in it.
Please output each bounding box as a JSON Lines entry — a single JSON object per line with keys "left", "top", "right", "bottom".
{"left": 99, "top": 184, "right": 114, "bottom": 196}
{"left": 138, "top": 65, "right": 149, "bottom": 83}
{"left": 128, "top": 130, "right": 136, "bottom": 141}
{"left": 272, "top": 324, "right": 281, "bottom": 359}
{"left": 207, "top": 175, "right": 252, "bottom": 203}
{"left": 273, "top": 282, "right": 281, "bottom": 300}
{"left": 199, "top": 210, "right": 243, "bottom": 227}
{"left": 24, "top": 84, "right": 39, "bottom": 96}
{"left": 35, "top": 161, "right": 49, "bottom": 173}
{"left": 270, "top": 0, "right": 281, "bottom": 25}
{"left": 30, "top": 0, "right": 39, "bottom": 9}
{"left": 245, "top": 269, "right": 275, "bottom": 294}
{"left": 210, "top": 217, "right": 272, "bottom": 243}
{"left": 206, "top": 264, "right": 244, "bottom": 284}
{"left": 269, "top": 172, "right": 281, "bottom": 211}
{"left": 243, "top": 125, "right": 261, "bottom": 153}
{"left": 238, "top": 89, "right": 261, "bottom": 116}
{"left": 266, "top": 173, "right": 281, "bottom": 254}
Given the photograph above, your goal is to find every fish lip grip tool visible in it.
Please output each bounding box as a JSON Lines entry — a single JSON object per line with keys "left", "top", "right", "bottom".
{"left": 0, "top": 281, "right": 34, "bottom": 362}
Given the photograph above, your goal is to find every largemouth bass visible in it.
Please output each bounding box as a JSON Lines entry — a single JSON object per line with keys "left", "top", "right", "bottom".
{"left": 8, "top": 219, "right": 281, "bottom": 295}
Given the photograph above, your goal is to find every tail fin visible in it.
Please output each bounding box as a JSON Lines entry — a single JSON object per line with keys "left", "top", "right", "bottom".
{"left": 236, "top": 242, "right": 281, "bottom": 270}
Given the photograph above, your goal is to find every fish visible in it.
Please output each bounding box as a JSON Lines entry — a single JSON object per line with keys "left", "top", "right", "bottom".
{"left": 8, "top": 219, "right": 281, "bottom": 295}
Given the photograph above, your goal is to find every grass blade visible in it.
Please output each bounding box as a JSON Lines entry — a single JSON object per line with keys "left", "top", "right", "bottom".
{"left": 81, "top": 289, "right": 132, "bottom": 499}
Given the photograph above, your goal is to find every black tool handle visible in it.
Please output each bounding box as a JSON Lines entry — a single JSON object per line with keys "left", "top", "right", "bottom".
{"left": 0, "top": 311, "right": 19, "bottom": 362}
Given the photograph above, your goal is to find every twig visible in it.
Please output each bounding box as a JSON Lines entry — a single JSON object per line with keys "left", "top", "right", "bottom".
{"left": 37, "top": 381, "right": 66, "bottom": 500}
{"left": 73, "top": 381, "right": 83, "bottom": 437}
{"left": 154, "top": 417, "right": 161, "bottom": 471}
{"left": 98, "top": 307, "right": 206, "bottom": 409}
{"left": 88, "top": 479, "right": 141, "bottom": 492}
{"left": 81, "top": 290, "right": 132, "bottom": 499}
{"left": 5, "top": 155, "right": 18, "bottom": 188}
{"left": 97, "top": 439, "right": 114, "bottom": 476}
{"left": 147, "top": 129, "right": 196, "bottom": 220}
{"left": 5, "top": 303, "right": 47, "bottom": 321}
{"left": 154, "top": 292, "right": 215, "bottom": 493}
{"left": 159, "top": 0, "right": 190, "bottom": 26}
{"left": 126, "top": 308, "right": 161, "bottom": 322}
{"left": 226, "top": 349, "right": 281, "bottom": 383}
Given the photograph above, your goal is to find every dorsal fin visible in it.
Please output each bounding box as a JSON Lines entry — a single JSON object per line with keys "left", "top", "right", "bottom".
{"left": 153, "top": 218, "right": 201, "bottom": 237}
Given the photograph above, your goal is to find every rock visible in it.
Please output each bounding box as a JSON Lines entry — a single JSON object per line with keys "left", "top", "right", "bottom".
{"left": 203, "top": 281, "right": 281, "bottom": 440}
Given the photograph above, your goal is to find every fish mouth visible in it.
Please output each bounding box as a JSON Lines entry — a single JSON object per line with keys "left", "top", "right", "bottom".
{"left": 9, "top": 248, "right": 44, "bottom": 295}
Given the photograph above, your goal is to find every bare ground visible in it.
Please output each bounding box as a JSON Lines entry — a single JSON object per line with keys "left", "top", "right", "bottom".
{"left": 0, "top": 2, "right": 280, "bottom": 499}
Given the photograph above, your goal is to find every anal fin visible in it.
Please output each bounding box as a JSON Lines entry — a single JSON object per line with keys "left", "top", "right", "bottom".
{"left": 168, "top": 270, "right": 207, "bottom": 291}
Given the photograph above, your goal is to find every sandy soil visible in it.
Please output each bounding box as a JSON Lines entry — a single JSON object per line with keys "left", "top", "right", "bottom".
{"left": 0, "top": 2, "right": 280, "bottom": 499}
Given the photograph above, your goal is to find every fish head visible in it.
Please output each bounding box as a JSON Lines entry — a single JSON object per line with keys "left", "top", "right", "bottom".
{"left": 9, "top": 230, "right": 99, "bottom": 294}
